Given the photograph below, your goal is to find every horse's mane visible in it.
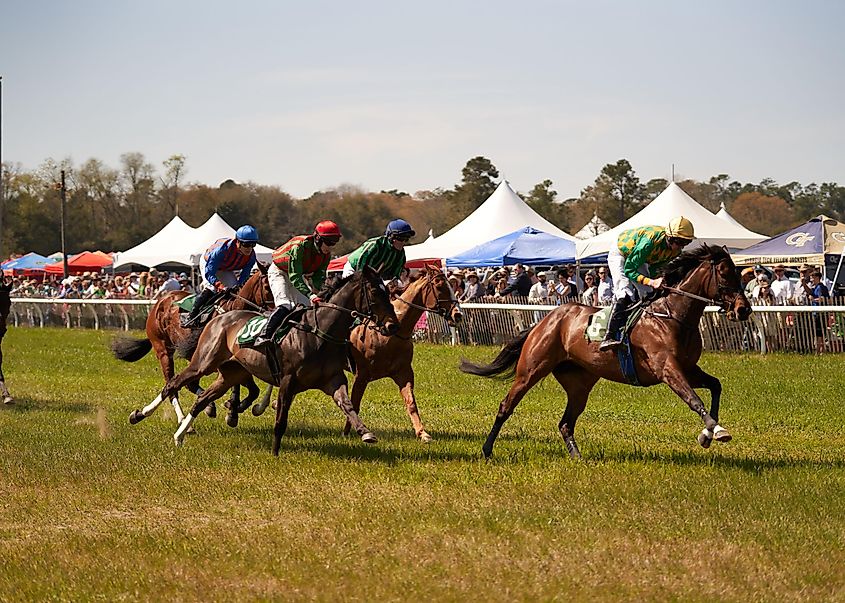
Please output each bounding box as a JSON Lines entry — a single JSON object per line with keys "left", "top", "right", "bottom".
{"left": 318, "top": 273, "right": 356, "bottom": 301}
{"left": 661, "top": 244, "right": 732, "bottom": 287}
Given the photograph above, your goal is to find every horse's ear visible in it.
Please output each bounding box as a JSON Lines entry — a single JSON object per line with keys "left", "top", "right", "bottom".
{"left": 424, "top": 263, "right": 440, "bottom": 275}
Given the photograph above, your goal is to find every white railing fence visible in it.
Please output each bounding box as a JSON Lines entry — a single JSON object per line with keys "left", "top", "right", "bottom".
{"left": 9, "top": 297, "right": 845, "bottom": 354}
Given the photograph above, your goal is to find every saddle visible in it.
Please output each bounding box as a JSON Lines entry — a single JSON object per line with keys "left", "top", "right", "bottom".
{"left": 585, "top": 302, "right": 645, "bottom": 343}
{"left": 236, "top": 307, "right": 308, "bottom": 346}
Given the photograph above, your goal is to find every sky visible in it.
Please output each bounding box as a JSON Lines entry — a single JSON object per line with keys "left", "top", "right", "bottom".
{"left": 2, "top": 0, "right": 844, "bottom": 200}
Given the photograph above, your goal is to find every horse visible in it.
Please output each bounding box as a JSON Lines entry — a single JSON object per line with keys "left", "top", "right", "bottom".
{"left": 460, "top": 244, "right": 753, "bottom": 460}
{"left": 136, "top": 266, "right": 400, "bottom": 454}
{"left": 112, "top": 263, "right": 273, "bottom": 424}
{"left": 0, "top": 277, "right": 13, "bottom": 405}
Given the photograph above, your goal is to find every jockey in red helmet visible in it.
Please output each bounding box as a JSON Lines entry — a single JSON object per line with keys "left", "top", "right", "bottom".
{"left": 254, "top": 221, "right": 342, "bottom": 346}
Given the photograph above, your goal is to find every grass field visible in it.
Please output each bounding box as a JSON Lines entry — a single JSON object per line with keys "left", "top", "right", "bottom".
{"left": 1, "top": 328, "right": 844, "bottom": 602}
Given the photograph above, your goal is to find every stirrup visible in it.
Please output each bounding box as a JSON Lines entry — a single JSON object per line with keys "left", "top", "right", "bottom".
{"left": 599, "top": 337, "right": 623, "bottom": 351}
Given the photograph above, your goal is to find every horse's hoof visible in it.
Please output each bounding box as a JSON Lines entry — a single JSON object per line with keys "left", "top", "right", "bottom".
{"left": 225, "top": 413, "right": 239, "bottom": 428}
{"left": 251, "top": 404, "right": 265, "bottom": 417}
{"left": 128, "top": 410, "right": 145, "bottom": 425}
{"left": 713, "top": 426, "right": 732, "bottom": 443}
{"left": 419, "top": 431, "right": 433, "bottom": 443}
{"left": 205, "top": 403, "right": 217, "bottom": 419}
{"left": 224, "top": 400, "right": 232, "bottom": 410}
{"left": 361, "top": 432, "right": 378, "bottom": 444}
{"left": 186, "top": 425, "right": 196, "bottom": 435}
{"left": 482, "top": 446, "right": 493, "bottom": 459}
{"left": 174, "top": 435, "right": 184, "bottom": 448}
{"left": 3, "top": 396, "right": 15, "bottom": 405}
{"left": 697, "top": 432, "right": 713, "bottom": 449}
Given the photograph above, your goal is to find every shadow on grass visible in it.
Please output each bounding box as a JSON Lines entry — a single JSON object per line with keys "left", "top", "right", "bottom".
{"left": 0, "top": 397, "right": 92, "bottom": 414}
{"left": 593, "top": 447, "right": 845, "bottom": 471}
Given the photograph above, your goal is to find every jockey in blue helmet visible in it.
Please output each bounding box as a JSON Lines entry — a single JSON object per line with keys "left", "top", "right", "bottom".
{"left": 342, "top": 219, "right": 414, "bottom": 283}
{"left": 181, "top": 224, "right": 259, "bottom": 326}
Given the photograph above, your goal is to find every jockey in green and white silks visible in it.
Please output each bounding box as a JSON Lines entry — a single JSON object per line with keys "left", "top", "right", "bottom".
{"left": 599, "top": 216, "right": 695, "bottom": 351}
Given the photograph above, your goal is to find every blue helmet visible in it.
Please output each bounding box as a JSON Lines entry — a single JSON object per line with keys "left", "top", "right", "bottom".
{"left": 385, "top": 219, "right": 415, "bottom": 240}
{"left": 235, "top": 225, "right": 259, "bottom": 243}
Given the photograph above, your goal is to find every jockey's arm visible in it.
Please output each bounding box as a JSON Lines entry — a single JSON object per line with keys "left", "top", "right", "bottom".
{"left": 624, "top": 238, "right": 656, "bottom": 286}
{"left": 286, "top": 244, "right": 315, "bottom": 299}
{"left": 204, "top": 247, "right": 224, "bottom": 288}
{"left": 237, "top": 253, "right": 257, "bottom": 285}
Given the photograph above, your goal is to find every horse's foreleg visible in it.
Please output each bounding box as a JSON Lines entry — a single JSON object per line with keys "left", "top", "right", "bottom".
{"left": 227, "top": 378, "right": 259, "bottom": 428}
{"left": 0, "top": 344, "right": 13, "bottom": 405}
{"left": 175, "top": 363, "right": 242, "bottom": 446}
{"left": 552, "top": 365, "right": 599, "bottom": 460}
{"left": 251, "top": 385, "right": 273, "bottom": 417}
{"left": 393, "top": 371, "right": 431, "bottom": 443}
{"left": 343, "top": 374, "right": 369, "bottom": 436}
{"left": 662, "top": 362, "right": 729, "bottom": 447}
{"left": 272, "top": 378, "right": 293, "bottom": 456}
{"left": 325, "top": 378, "right": 376, "bottom": 444}
{"left": 686, "top": 365, "right": 728, "bottom": 449}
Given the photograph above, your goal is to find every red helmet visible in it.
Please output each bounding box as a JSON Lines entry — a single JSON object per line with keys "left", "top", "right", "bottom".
{"left": 314, "top": 220, "right": 342, "bottom": 238}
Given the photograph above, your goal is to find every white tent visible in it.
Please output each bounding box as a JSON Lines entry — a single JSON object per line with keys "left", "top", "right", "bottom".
{"left": 573, "top": 212, "right": 611, "bottom": 239}
{"left": 405, "top": 180, "right": 576, "bottom": 261}
{"left": 113, "top": 213, "right": 273, "bottom": 269}
{"left": 715, "top": 201, "right": 762, "bottom": 236}
{"left": 576, "top": 183, "right": 768, "bottom": 259}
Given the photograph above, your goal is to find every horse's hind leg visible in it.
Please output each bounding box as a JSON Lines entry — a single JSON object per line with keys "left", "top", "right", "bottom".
{"left": 0, "top": 340, "right": 13, "bottom": 405}
{"left": 483, "top": 355, "right": 558, "bottom": 459}
{"left": 686, "top": 365, "right": 729, "bottom": 448}
{"left": 251, "top": 385, "right": 274, "bottom": 417}
{"left": 175, "top": 362, "right": 244, "bottom": 446}
{"left": 552, "top": 364, "right": 599, "bottom": 460}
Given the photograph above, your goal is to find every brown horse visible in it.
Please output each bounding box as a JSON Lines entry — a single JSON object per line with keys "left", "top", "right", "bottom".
{"left": 249, "top": 266, "right": 464, "bottom": 441}
{"left": 345, "top": 265, "right": 463, "bottom": 441}
{"left": 0, "top": 278, "right": 13, "bottom": 405}
{"left": 140, "top": 266, "right": 399, "bottom": 454}
{"left": 112, "top": 263, "right": 273, "bottom": 423}
{"left": 460, "top": 245, "right": 753, "bottom": 459}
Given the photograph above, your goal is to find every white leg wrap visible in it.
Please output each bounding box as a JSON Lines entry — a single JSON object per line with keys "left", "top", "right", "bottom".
{"left": 141, "top": 394, "right": 164, "bottom": 417}
{"left": 171, "top": 397, "right": 186, "bottom": 423}
{"left": 174, "top": 414, "right": 195, "bottom": 446}
{"left": 701, "top": 427, "right": 714, "bottom": 439}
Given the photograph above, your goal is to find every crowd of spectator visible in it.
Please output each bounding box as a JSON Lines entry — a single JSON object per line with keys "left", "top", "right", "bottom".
{"left": 6, "top": 270, "right": 196, "bottom": 300}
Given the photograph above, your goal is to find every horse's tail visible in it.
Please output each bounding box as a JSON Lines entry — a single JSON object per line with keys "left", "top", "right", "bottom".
{"left": 175, "top": 328, "right": 203, "bottom": 360}
{"left": 459, "top": 325, "right": 536, "bottom": 380}
{"left": 110, "top": 336, "right": 152, "bottom": 362}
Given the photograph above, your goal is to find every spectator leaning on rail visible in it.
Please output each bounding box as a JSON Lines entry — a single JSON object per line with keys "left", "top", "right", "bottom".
{"left": 599, "top": 216, "right": 695, "bottom": 351}
{"left": 254, "top": 220, "right": 341, "bottom": 347}
{"left": 181, "top": 225, "right": 259, "bottom": 326}
{"left": 499, "top": 263, "right": 532, "bottom": 297}
{"left": 342, "top": 219, "right": 414, "bottom": 285}
{"left": 528, "top": 270, "right": 551, "bottom": 301}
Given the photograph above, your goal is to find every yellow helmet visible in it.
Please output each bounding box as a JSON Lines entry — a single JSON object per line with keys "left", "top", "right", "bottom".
{"left": 666, "top": 216, "right": 694, "bottom": 240}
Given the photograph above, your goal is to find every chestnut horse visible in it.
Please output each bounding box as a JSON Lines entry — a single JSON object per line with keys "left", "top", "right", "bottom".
{"left": 0, "top": 278, "right": 13, "bottom": 404}
{"left": 460, "top": 245, "right": 752, "bottom": 459}
{"left": 137, "top": 267, "right": 399, "bottom": 454}
{"left": 250, "top": 266, "right": 464, "bottom": 442}
{"left": 112, "top": 263, "right": 273, "bottom": 423}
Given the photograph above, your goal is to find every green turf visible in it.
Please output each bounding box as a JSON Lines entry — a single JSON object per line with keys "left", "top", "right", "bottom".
{"left": 1, "top": 328, "right": 843, "bottom": 602}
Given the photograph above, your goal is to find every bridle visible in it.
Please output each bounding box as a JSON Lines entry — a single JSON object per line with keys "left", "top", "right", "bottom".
{"left": 310, "top": 272, "right": 395, "bottom": 336}
{"left": 224, "top": 272, "right": 273, "bottom": 312}
{"left": 394, "top": 274, "right": 461, "bottom": 322}
{"left": 663, "top": 256, "right": 743, "bottom": 313}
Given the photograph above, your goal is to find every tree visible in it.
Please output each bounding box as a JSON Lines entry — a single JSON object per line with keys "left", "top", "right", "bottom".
{"left": 525, "top": 179, "right": 570, "bottom": 232}
{"left": 580, "top": 159, "right": 645, "bottom": 226}
{"left": 730, "top": 192, "right": 797, "bottom": 236}
{"left": 448, "top": 156, "right": 499, "bottom": 218}
{"left": 161, "top": 154, "right": 187, "bottom": 215}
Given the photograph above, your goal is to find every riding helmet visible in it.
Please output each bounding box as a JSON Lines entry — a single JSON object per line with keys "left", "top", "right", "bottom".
{"left": 385, "top": 219, "right": 415, "bottom": 240}
{"left": 235, "top": 225, "right": 259, "bottom": 242}
{"left": 666, "top": 216, "right": 694, "bottom": 240}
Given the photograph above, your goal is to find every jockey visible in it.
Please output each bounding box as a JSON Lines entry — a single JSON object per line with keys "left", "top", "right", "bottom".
{"left": 342, "top": 219, "right": 414, "bottom": 285}
{"left": 181, "top": 225, "right": 259, "bottom": 326}
{"left": 254, "top": 220, "right": 342, "bottom": 346}
{"left": 599, "top": 216, "right": 695, "bottom": 351}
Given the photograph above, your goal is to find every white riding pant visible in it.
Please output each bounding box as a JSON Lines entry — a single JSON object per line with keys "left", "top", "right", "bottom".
{"left": 607, "top": 247, "right": 652, "bottom": 301}
{"left": 199, "top": 256, "right": 240, "bottom": 292}
{"left": 268, "top": 263, "right": 311, "bottom": 310}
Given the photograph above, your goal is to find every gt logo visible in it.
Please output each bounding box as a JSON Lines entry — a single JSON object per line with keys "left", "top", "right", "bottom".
{"left": 785, "top": 232, "right": 815, "bottom": 248}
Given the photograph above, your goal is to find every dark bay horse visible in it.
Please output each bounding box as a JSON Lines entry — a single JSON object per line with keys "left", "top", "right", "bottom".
{"left": 460, "top": 245, "right": 752, "bottom": 459}
{"left": 140, "top": 266, "right": 399, "bottom": 454}
{"left": 0, "top": 278, "right": 13, "bottom": 405}
{"left": 113, "top": 264, "right": 273, "bottom": 424}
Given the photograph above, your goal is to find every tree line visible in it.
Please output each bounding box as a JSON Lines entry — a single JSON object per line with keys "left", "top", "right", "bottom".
{"left": 1, "top": 153, "right": 843, "bottom": 258}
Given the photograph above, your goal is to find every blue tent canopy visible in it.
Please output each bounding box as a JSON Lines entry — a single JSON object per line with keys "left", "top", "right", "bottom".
{"left": 1, "top": 252, "right": 51, "bottom": 272}
{"left": 446, "top": 227, "right": 577, "bottom": 268}
{"left": 732, "top": 215, "right": 845, "bottom": 265}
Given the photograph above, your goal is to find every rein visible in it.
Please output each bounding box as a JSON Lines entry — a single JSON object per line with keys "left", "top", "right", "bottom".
{"left": 394, "top": 276, "right": 459, "bottom": 320}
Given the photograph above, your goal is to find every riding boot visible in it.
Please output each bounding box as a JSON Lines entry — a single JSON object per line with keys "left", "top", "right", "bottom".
{"left": 181, "top": 287, "right": 216, "bottom": 327}
{"left": 254, "top": 306, "right": 291, "bottom": 347}
{"left": 599, "top": 296, "right": 633, "bottom": 351}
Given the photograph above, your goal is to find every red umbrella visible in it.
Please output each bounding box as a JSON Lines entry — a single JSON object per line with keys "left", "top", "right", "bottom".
{"left": 44, "top": 251, "right": 113, "bottom": 275}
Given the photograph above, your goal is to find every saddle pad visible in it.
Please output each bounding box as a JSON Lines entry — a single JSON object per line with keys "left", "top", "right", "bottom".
{"left": 237, "top": 315, "right": 268, "bottom": 344}
{"left": 585, "top": 307, "right": 611, "bottom": 342}
{"left": 175, "top": 294, "right": 197, "bottom": 312}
